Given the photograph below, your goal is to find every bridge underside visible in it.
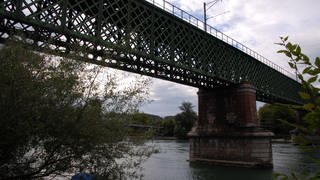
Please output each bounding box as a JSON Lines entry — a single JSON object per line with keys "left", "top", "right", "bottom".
{"left": 0, "top": 0, "right": 303, "bottom": 105}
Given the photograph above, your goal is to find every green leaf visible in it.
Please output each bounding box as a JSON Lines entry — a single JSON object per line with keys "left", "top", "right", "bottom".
{"left": 288, "top": 62, "right": 296, "bottom": 68}
{"left": 284, "top": 36, "right": 289, "bottom": 41}
{"left": 292, "top": 45, "right": 301, "bottom": 56}
{"left": 302, "top": 67, "right": 312, "bottom": 74}
{"left": 286, "top": 42, "right": 294, "bottom": 51}
{"left": 307, "top": 75, "right": 318, "bottom": 83}
{"left": 296, "top": 45, "right": 301, "bottom": 54}
{"left": 303, "top": 103, "right": 315, "bottom": 111}
{"left": 306, "top": 69, "right": 320, "bottom": 76}
{"left": 302, "top": 82, "right": 308, "bottom": 89}
{"left": 315, "top": 57, "right": 320, "bottom": 68}
{"left": 277, "top": 50, "right": 289, "bottom": 54}
{"left": 298, "top": 92, "right": 310, "bottom": 100}
{"left": 284, "top": 51, "right": 292, "bottom": 58}
{"left": 301, "top": 54, "right": 311, "bottom": 65}
{"left": 292, "top": 44, "right": 297, "bottom": 50}
{"left": 311, "top": 86, "right": 320, "bottom": 97}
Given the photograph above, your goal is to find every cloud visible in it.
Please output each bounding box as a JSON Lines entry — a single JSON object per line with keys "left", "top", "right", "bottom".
{"left": 170, "top": 0, "right": 320, "bottom": 65}
{"left": 141, "top": 79, "right": 198, "bottom": 117}
{"left": 214, "top": 0, "right": 320, "bottom": 63}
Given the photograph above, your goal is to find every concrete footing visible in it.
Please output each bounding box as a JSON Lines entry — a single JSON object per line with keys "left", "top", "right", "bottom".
{"left": 189, "top": 130, "right": 273, "bottom": 168}
{"left": 188, "top": 82, "right": 273, "bottom": 168}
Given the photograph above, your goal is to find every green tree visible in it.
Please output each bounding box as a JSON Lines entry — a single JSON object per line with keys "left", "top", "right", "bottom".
{"left": 273, "top": 37, "right": 320, "bottom": 180}
{"left": 161, "top": 116, "right": 175, "bottom": 137}
{"left": 0, "top": 41, "right": 153, "bottom": 179}
{"left": 174, "top": 102, "right": 197, "bottom": 139}
{"left": 131, "top": 113, "right": 152, "bottom": 125}
{"left": 258, "top": 104, "right": 296, "bottom": 136}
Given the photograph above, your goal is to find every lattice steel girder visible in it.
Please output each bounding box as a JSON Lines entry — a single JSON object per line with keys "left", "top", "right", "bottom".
{"left": 0, "top": 0, "right": 303, "bottom": 104}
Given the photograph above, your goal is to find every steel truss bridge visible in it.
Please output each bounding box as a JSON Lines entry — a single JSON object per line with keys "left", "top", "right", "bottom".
{"left": 0, "top": 0, "right": 303, "bottom": 104}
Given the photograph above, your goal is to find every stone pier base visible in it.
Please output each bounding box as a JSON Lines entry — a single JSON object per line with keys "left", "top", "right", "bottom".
{"left": 189, "top": 131, "right": 273, "bottom": 168}
{"left": 189, "top": 82, "right": 273, "bottom": 168}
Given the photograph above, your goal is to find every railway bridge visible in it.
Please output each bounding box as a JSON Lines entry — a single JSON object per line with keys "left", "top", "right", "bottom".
{"left": 0, "top": 0, "right": 303, "bottom": 167}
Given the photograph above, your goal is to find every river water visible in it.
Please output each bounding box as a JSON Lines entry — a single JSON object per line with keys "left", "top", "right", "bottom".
{"left": 141, "top": 140, "right": 319, "bottom": 180}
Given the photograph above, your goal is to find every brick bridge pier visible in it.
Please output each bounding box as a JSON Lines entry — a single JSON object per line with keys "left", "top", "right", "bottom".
{"left": 188, "top": 81, "right": 273, "bottom": 168}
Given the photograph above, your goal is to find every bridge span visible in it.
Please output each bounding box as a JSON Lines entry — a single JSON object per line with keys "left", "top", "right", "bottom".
{"left": 0, "top": 0, "right": 303, "bottom": 168}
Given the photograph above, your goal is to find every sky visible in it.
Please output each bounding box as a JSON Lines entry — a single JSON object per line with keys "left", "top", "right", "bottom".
{"left": 136, "top": 0, "right": 320, "bottom": 117}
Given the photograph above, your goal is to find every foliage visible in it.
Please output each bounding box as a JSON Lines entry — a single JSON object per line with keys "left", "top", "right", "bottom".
{"left": 277, "top": 36, "right": 320, "bottom": 135}
{"left": 131, "top": 113, "right": 152, "bottom": 125}
{"left": 258, "top": 104, "right": 296, "bottom": 136}
{"left": 273, "top": 171, "right": 320, "bottom": 180}
{"left": 273, "top": 37, "right": 320, "bottom": 179}
{"left": 130, "top": 113, "right": 162, "bottom": 126}
{"left": 160, "top": 116, "right": 175, "bottom": 137}
{"left": 174, "top": 102, "right": 197, "bottom": 139}
{"left": 0, "top": 41, "right": 154, "bottom": 179}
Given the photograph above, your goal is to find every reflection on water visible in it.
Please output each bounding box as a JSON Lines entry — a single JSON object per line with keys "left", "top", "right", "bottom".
{"left": 273, "top": 143, "right": 320, "bottom": 174}
{"left": 142, "top": 140, "right": 319, "bottom": 180}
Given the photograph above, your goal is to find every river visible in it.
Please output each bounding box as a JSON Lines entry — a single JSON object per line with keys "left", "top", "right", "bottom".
{"left": 141, "top": 140, "right": 319, "bottom": 180}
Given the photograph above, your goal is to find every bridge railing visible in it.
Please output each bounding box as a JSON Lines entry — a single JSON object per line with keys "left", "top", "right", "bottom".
{"left": 145, "top": 0, "right": 296, "bottom": 80}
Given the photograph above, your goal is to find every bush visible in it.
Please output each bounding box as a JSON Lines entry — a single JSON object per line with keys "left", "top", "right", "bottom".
{"left": 0, "top": 41, "right": 153, "bottom": 179}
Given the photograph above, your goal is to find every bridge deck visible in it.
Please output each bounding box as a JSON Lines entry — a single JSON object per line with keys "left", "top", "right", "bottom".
{"left": 0, "top": 0, "right": 303, "bottom": 104}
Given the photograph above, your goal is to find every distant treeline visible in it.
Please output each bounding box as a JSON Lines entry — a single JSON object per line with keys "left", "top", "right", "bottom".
{"left": 129, "top": 102, "right": 197, "bottom": 139}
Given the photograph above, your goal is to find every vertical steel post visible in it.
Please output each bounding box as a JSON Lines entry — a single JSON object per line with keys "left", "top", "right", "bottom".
{"left": 14, "top": 0, "right": 23, "bottom": 16}
{"left": 0, "top": 0, "right": 4, "bottom": 29}
{"left": 203, "top": 2, "right": 207, "bottom": 32}
{"left": 61, "top": 0, "right": 67, "bottom": 31}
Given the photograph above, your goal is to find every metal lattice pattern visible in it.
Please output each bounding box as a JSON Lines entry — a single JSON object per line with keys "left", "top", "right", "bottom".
{"left": 0, "top": 0, "right": 302, "bottom": 104}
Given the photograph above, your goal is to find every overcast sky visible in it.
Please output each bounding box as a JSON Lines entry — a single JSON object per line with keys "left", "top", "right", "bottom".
{"left": 137, "top": 0, "right": 320, "bottom": 117}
